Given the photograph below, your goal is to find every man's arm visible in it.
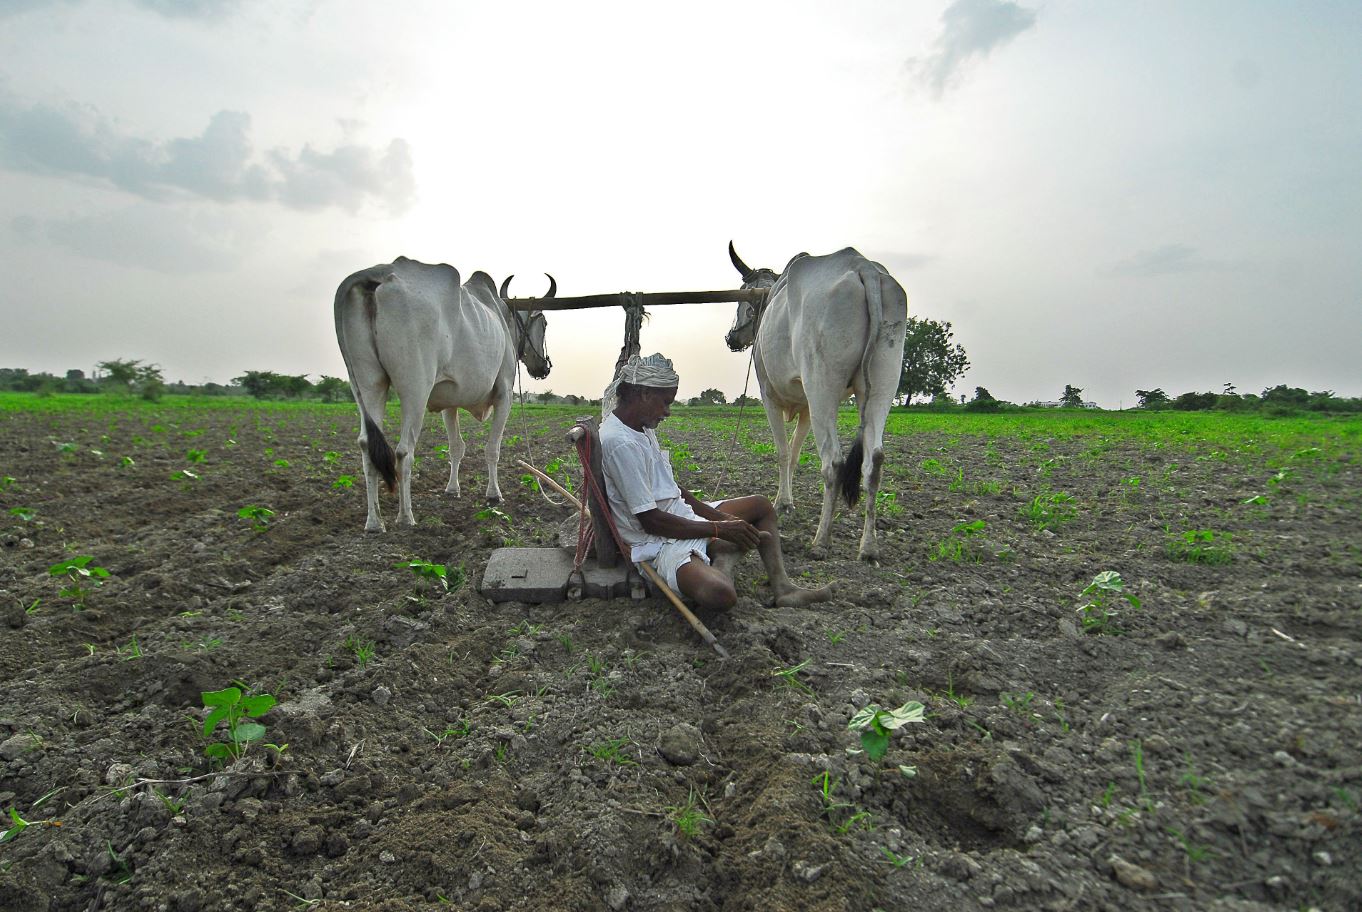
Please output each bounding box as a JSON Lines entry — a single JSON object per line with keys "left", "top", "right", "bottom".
{"left": 637, "top": 504, "right": 761, "bottom": 550}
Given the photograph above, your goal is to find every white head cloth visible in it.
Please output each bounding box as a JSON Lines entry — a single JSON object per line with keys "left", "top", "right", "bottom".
{"left": 602, "top": 353, "right": 679, "bottom": 418}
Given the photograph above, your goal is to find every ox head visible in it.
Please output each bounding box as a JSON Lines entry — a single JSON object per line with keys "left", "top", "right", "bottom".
{"left": 725, "top": 241, "right": 779, "bottom": 352}
{"left": 499, "top": 274, "right": 555, "bottom": 380}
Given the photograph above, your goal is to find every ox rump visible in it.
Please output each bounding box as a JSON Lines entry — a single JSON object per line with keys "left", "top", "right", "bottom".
{"left": 333, "top": 256, "right": 553, "bottom": 532}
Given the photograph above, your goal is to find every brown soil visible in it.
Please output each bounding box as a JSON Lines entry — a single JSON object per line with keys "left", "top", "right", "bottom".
{"left": 1, "top": 403, "right": 1359, "bottom": 912}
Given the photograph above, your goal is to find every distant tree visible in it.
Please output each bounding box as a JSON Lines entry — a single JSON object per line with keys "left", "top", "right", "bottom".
{"left": 98, "top": 358, "right": 145, "bottom": 391}
{"left": 898, "top": 318, "right": 969, "bottom": 403}
{"left": 964, "top": 386, "right": 1002, "bottom": 412}
{"left": 1261, "top": 385, "right": 1309, "bottom": 408}
{"left": 1135, "top": 388, "right": 1169, "bottom": 409}
{"left": 696, "top": 388, "right": 727, "bottom": 405}
{"left": 234, "top": 370, "right": 283, "bottom": 399}
{"left": 315, "top": 376, "right": 349, "bottom": 403}
{"left": 1061, "top": 385, "right": 1084, "bottom": 408}
{"left": 733, "top": 394, "right": 761, "bottom": 406}
{"left": 1172, "top": 391, "right": 1217, "bottom": 411}
{"left": 537, "top": 389, "right": 556, "bottom": 403}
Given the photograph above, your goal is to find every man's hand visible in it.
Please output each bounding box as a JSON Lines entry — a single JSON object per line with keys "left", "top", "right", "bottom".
{"left": 713, "top": 518, "right": 763, "bottom": 551}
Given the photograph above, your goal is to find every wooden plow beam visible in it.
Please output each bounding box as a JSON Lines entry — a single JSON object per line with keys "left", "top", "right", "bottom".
{"left": 504, "top": 288, "right": 767, "bottom": 311}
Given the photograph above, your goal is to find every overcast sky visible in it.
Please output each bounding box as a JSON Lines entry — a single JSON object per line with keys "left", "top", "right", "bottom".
{"left": 2, "top": 0, "right": 1358, "bottom": 408}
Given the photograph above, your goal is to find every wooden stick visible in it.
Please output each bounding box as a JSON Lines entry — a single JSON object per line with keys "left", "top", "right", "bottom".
{"left": 505, "top": 288, "right": 768, "bottom": 311}
{"left": 637, "top": 562, "right": 730, "bottom": 660}
{"left": 515, "top": 459, "right": 582, "bottom": 511}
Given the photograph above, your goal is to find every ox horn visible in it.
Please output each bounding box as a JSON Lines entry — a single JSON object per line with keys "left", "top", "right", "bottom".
{"left": 543, "top": 273, "right": 557, "bottom": 298}
{"left": 728, "top": 240, "right": 754, "bottom": 281}
{"left": 499, "top": 275, "right": 514, "bottom": 299}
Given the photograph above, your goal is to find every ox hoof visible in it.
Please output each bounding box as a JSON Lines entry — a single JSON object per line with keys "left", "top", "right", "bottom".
{"left": 858, "top": 551, "right": 880, "bottom": 565}
{"left": 485, "top": 495, "right": 504, "bottom": 507}
{"left": 444, "top": 485, "right": 461, "bottom": 496}
{"left": 364, "top": 524, "right": 386, "bottom": 534}
{"left": 776, "top": 502, "right": 795, "bottom": 517}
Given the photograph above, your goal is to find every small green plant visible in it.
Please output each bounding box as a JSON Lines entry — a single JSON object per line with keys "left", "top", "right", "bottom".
{"left": 666, "top": 787, "right": 712, "bottom": 838}
{"left": 919, "top": 458, "right": 948, "bottom": 476}
{"left": 323, "top": 450, "right": 342, "bottom": 465}
{"left": 201, "top": 685, "right": 276, "bottom": 763}
{"left": 587, "top": 737, "right": 638, "bottom": 766}
{"left": 344, "top": 636, "right": 376, "bottom": 668}
{"left": 8, "top": 506, "right": 35, "bottom": 522}
{"left": 118, "top": 635, "right": 143, "bottom": 660}
{"left": 879, "top": 846, "right": 918, "bottom": 868}
{"left": 1000, "top": 691, "right": 1036, "bottom": 715}
{"left": 423, "top": 720, "right": 470, "bottom": 748}
{"left": 848, "top": 701, "right": 925, "bottom": 761}
{"left": 49, "top": 556, "right": 111, "bottom": 608}
{"left": 771, "top": 659, "right": 816, "bottom": 696}
{"left": 0, "top": 475, "right": 14, "bottom": 491}
{"left": 1167, "top": 529, "right": 1234, "bottom": 564}
{"left": 826, "top": 629, "right": 848, "bottom": 645}
{"left": 1168, "top": 827, "right": 1215, "bottom": 870}
{"left": 930, "top": 519, "right": 986, "bottom": 562}
{"left": 332, "top": 474, "right": 355, "bottom": 490}
{"left": 941, "top": 672, "right": 973, "bottom": 708}
{"left": 118, "top": 455, "right": 135, "bottom": 468}
{"left": 397, "top": 559, "right": 465, "bottom": 593}
{"left": 1098, "top": 781, "right": 1118, "bottom": 807}
{"left": 237, "top": 505, "right": 275, "bottom": 532}
{"left": 875, "top": 490, "right": 904, "bottom": 517}
{"left": 1022, "top": 491, "right": 1077, "bottom": 530}
{"left": 811, "top": 771, "right": 872, "bottom": 834}
{"left": 1180, "top": 753, "right": 1211, "bottom": 805}
{"left": 1, "top": 807, "right": 30, "bottom": 843}
{"left": 1131, "top": 739, "right": 1152, "bottom": 810}
{"left": 1076, "top": 571, "right": 1140, "bottom": 634}
{"left": 1053, "top": 697, "right": 1071, "bottom": 733}
{"left": 186, "top": 449, "right": 207, "bottom": 463}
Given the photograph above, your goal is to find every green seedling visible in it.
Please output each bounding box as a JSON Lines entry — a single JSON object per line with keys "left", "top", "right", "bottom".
{"left": 1180, "top": 753, "right": 1211, "bottom": 805}
{"left": 558, "top": 634, "right": 575, "bottom": 654}
{"left": 1167, "top": 529, "right": 1234, "bottom": 564}
{"left": 941, "top": 672, "right": 973, "bottom": 709}
{"left": 826, "top": 629, "right": 848, "bottom": 645}
{"left": 343, "top": 636, "right": 376, "bottom": 668}
{"left": 153, "top": 790, "right": 186, "bottom": 816}
{"left": 848, "top": 701, "right": 926, "bottom": 761}
{"left": 1099, "top": 781, "right": 1118, "bottom": 807}
{"left": 172, "top": 468, "right": 199, "bottom": 483}
{"left": 201, "top": 685, "right": 276, "bottom": 763}
{"left": 118, "top": 455, "right": 135, "bottom": 468}
{"left": 423, "top": 720, "right": 471, "bottom": 748}
{"left": 237, "top": 505, "right": 275, "bottom": 532}
{"left": 508, "top": 620, "right": 543, "bottom": 637}
{"left": 332, "top": 474, "right": 355, "bottom": 490}
{"left": 186, "top": 449, "right": 207, "bottom": 463}
{"left": 118, "top": 635, "right": 143, "bottom": 660}
{"left": 8, "top": 507, "right": 34, "bottom": 522}
{"left": 0, "top": 475, "right": 14, "bottom": 491}
{"left": 880, "top": 846, "right": 918, "bottom": 868}
{"left": 48, "top": 556, "right": 111, "bottom": 609}
{"left": 22, "top": 598, "right": 41, "bottom": 615}
{"left": 1, "top": 807, "right": 29, "bottom": 843}
{"left": 1076, "top": 571, "right": 1140, "bottom": 634}
{"left": 919, "top": 458, "right": 948, "bottom": 475}
{"left": 1022, "top": 491, "right": 1077, "bottom": 530}
{"left": 486, "top": 691, "right": 521, "bottom": 708}
{"left": 665, "top": 787, "right": 712, "bottom": 838}
{"left": 1053, "top": 698, "right": 1071, "bottom": 733}
{"left": 771, "top": 659, "right": 816, "bottom": 696}
{"left": 1000, "top": 691, "right": 1036, "bottom": 715}
{"left": 1131, "top": 739, "right": 1152, "bottom": 810}
{"left": 1168, "top": 827, "right": 1215, "bottom": 869}
{"left": 322, "top": 451, "right": 342, "bottom": 465}
{"left": 876, "top": 490, "right": 904, "bottom": 517}
{"left": 587, "top": 737, "right": 638, "bottom": 766}
{"left": 273, "top": 459, "right": 290, "bottom": 468}
{"left": 397, "top": 559, "right": 465, "bottom": 593}
{"left": 930, "top": 518, "right": 987, "bottom": 562}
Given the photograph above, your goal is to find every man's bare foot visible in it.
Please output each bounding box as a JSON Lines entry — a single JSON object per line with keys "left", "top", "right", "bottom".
{"left": 773, "top": 581, "right": 837, "bottom": 608}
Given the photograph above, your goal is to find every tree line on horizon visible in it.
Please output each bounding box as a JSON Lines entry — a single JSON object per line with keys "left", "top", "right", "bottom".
{"left": 3, "top": 328, "right": 1359, "bottom": 413}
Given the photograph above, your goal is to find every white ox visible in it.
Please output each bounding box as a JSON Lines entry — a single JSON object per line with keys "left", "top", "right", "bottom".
{"left": 333, "top": 256, "right": 552, "bottom": 532}
{"left": 726, "top": 243, "right": 907, "bottom": 562}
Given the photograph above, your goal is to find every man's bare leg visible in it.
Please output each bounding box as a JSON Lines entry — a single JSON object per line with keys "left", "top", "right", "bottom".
{"left": 714, "top": 495, "right": 835, "bottom": 607}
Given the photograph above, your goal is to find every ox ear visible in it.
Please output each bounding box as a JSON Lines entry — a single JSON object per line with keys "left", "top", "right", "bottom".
{"left": 728, "top": 241, "right": 755, "bottom": 281}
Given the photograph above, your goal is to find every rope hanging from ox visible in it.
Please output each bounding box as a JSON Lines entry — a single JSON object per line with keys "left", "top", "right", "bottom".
{"left": 711, "top": 294, "right": 766, "bottom": 500}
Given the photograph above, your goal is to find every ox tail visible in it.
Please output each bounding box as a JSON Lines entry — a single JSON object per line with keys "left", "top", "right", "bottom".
{"left": 836, "top": 265, "right": 889, "bottom": 509}
{"left": 838, "top": 435, "right": 865, "bottom": 508}
{"left": 334, "top": 268, "right": 398, "bottom": 493}
{"left": 364, "top": 413, "right": 397, "bottom": 493}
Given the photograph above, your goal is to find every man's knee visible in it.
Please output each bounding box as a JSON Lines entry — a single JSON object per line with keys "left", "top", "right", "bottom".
{"left": 677, "top": 561, "right": 738, "bottom": 612}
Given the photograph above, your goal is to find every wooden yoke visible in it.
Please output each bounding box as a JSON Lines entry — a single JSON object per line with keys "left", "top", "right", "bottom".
{"left": 566, "top": 417, "right": 618, "bottom": 569}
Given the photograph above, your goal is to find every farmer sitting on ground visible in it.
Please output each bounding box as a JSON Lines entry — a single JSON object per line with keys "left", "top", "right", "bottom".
{"left": 598, "top": 353, "right": 835, "bottom": 612}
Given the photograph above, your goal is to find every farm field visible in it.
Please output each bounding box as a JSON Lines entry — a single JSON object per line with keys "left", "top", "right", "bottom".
{"left": 1, "top": 395, "right": 1360, "bottom": 911}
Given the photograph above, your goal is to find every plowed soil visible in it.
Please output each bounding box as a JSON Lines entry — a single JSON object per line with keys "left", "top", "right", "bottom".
{"left": 1, "top": 401, "right": 1359, "bottom": 912}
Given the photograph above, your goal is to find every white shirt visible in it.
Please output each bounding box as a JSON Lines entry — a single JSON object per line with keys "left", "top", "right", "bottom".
{"left": 598, "top": 412, "right": 702, "bottom": 562}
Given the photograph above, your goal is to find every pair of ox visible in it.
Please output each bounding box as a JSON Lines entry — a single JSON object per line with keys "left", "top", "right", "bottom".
{"left": 333, "top": 257, "right": 553, "bottom": 532}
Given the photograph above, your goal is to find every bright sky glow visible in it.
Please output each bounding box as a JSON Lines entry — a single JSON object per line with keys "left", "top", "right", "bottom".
{"left": 2, "top": 1, "right": 1358, "bottom": 407}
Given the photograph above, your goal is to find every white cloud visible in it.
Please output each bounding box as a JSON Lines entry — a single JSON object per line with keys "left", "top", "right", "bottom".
{"left": 909, "top": 0, "right": 1038, "bottom": 97}
{"left": 0, "top": 96, "right": 414, "bottom": 213}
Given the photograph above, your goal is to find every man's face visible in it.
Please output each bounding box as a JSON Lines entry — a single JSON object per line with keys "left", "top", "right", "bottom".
{"left": 637, "top": 386, "right": 677, "bottom": 429}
